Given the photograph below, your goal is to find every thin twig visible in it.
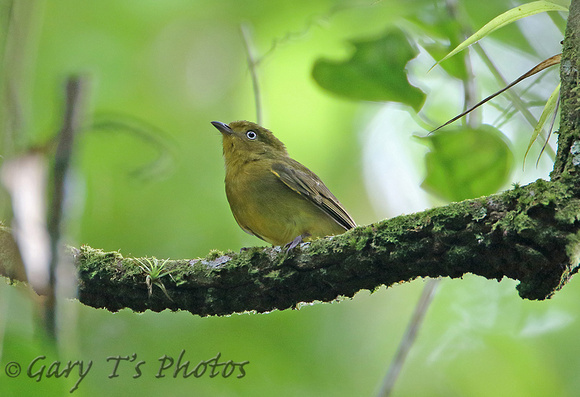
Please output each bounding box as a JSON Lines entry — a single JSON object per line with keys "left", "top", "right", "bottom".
{"left": 45, "top": 76, "right": 88, "bottom": 339}
{"left": 255, "top": 4, "right": 346, "bottom": 66}
{"left": 445, "top": 0, "right": 480, "bottom": 127}
{"left": 240, "top": 24, "right": 262, "bottom": 125}
{"left": 377, "top": 279, "right": 439, "bottom": 397}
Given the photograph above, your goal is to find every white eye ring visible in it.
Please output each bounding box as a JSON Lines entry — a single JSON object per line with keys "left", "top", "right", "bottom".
{"left": 246, "top": 130, "right": 257, "bottom": 140}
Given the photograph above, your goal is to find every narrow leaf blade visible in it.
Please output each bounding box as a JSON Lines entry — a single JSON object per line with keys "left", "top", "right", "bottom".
{"left": 435, "top": 1, "right": 568, "bottom": 67}
{"left": 523, "top": 83, "right": 561, "bottom": 162}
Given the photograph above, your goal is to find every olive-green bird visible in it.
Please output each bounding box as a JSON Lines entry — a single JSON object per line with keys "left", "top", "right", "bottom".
{"left": 211, "top": 120, "right": 356, "bottom": 249}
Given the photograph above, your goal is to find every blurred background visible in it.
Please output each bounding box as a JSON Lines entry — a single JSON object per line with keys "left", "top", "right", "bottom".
{"left": 0, "top": 0, "right": 576, "bottom": 395}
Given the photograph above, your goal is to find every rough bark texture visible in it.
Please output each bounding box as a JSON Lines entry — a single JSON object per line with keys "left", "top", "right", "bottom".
{"left": 18, "top": 1, "right": 580, "bottom": 315}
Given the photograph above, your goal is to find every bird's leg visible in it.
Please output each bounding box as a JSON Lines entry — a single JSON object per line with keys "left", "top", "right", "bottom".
{"left": 285, "top": 233, "right": 310, "bottom": 251}
{"left": 285, "top": 235, "right": 303, "bottom": 251}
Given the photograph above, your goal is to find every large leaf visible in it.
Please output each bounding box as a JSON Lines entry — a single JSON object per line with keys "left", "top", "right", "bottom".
{"left": 419, "top": 125, "right": 513, "bottom": 202}
{"left": 312, "top": 29, "right": 426, "bottom": 111}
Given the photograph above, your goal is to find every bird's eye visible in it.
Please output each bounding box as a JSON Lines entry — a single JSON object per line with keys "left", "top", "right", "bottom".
{"left": 246, "top": 130, "right": 257, "bottom": 140}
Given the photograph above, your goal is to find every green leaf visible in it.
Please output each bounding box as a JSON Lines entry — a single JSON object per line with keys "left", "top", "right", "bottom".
{"left": 435, "top": 1, "right": 568, "bottom": 67}
{"left": 312, "top": 29, "right": 426, "bottom": 111}
{"left": 523, "top": 83, "right": 561, "bottom": 163}
{"left": 418, "top": 125, "right": 513, "bottom": 202}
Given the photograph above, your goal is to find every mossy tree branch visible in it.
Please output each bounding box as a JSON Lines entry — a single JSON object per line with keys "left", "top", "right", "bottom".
{"left": 76, "top": 175, "right": 580, "bottom": 316}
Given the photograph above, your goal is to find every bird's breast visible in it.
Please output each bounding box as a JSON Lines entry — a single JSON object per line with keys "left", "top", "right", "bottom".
{"left": 224, "top": 159, "right": 345, "bottom": 245}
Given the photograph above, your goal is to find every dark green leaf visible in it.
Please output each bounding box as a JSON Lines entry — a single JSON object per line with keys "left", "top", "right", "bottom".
{"left": 312, "top": 29, "right": 426, "bottom": 111}
{"left": 418, "top": 125, "right": 513, "bottom": 202}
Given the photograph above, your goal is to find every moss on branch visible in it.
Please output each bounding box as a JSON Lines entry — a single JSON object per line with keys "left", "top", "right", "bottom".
{"left": 75, "top": 177, "right": 580, "bottom": 316}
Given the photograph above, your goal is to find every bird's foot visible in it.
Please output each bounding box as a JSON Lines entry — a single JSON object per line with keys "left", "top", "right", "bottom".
{"left": 285, "top": 234, "right": 306, "bottom": 251}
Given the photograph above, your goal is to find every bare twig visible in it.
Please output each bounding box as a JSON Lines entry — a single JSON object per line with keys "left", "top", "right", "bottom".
{"left": 45, "top": 76, "right": 89, "bottom": 339}
{"left": 445, "top": 0, "right": 480, "bottom": 127}
{"left": 240, "top": 24, "right": 262, "bottom": 125}
{"left": 377, "top": 279, "right": 439, "bottom": 397}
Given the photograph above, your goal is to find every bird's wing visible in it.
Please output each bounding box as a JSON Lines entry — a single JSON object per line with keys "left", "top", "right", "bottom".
{"left": 271, "top": 160, "right": 356, "bottom": 230}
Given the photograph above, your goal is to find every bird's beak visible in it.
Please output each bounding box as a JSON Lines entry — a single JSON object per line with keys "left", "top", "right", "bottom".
{"left": 211, "top": 121, "right": 233, "bottom": 135}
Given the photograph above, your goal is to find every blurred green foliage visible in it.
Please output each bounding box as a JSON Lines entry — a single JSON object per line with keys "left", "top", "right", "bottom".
{"left": 312, "top": 29, "right": 426, "bottom": 110}
{"left": 0, "top": 0, "right": 576, "bottom": 396}
{"left": 419, "top": 125, "right": 513, "bottom": 201}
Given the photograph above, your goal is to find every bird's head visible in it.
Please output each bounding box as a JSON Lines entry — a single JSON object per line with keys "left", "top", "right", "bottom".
{"left": 211, "top": 120, "right": 287, "bottom": 161}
